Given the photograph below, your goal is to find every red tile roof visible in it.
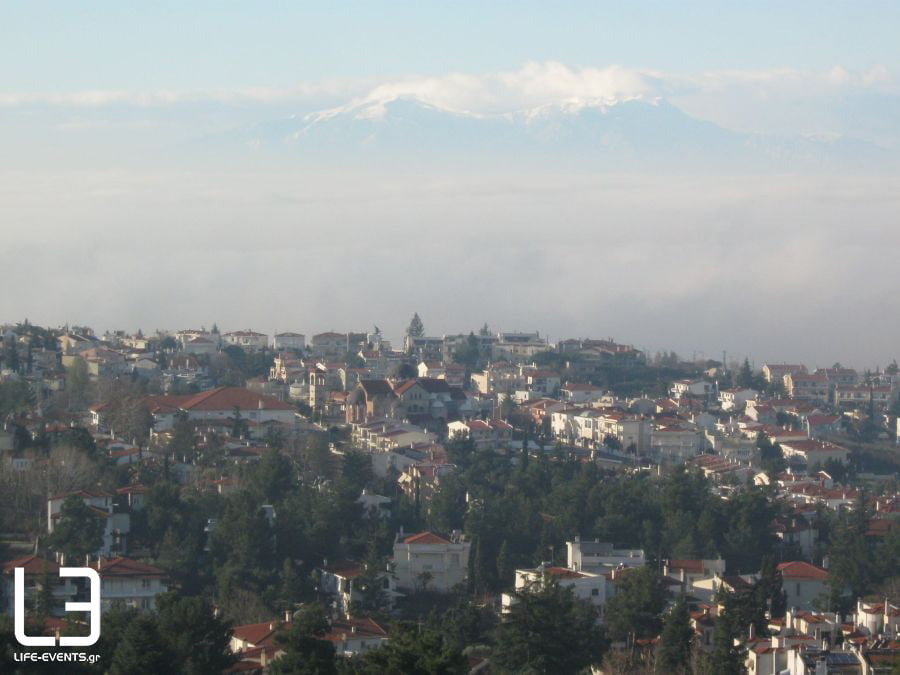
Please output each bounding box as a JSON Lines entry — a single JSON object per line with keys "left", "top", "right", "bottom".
{"left": 180, "top": 387, "right": 294, "bottom": 411}
{"left": 2, "top": 555, "right": 60, "bottom": 576}
{"left": 403, "top": 531, "right": 451, "bottom": 545}
{"left": 543, "top": 566, "right": 587, "bottom": 579}
{"left": 777, "top": 561, "right": 829, "bottom": 581}
{"left": 48, "top": 489, "right": 112, "bottom": 501}
{"left": 324, "top": 617, "right": 387, "bottom": 642}
{"left": 322, "top": 560, "right": 365, "bottom": 579}
{"left": 232, "top": 620, "right": 282, "bottom": 648}
{"left": 98, "top": 557, "right": 166, "bottom": 580}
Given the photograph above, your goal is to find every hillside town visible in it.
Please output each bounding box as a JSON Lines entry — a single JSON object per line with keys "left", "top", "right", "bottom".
{"left": 1, "top": 316, "right": 899, "bottom": 674}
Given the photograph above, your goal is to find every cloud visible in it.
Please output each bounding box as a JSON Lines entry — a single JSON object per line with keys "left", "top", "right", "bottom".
{"left": 0, "top": 81, "right": 361, "bottom": 108}
{"left": 338, "top": 62, "right": 664, "bottom": 117}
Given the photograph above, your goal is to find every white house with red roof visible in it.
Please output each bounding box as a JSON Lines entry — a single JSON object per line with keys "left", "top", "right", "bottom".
{"left": 1, "top": 555, "right": 76, "bottom": 618}
{"left": 95, "top": 557, "right": 167, "bottom": 613}
{"left": 785, "top": 372, "right": 829, "bottom": 403}
{"left": 780, "top": 439, "right": 849, "bottom": 467}
{"left": 325, "top": 616, "right": 390, "bottom": 657}
{"left": 777, "top": 561, "right": 829, "bottom": 610}
{"left": 391, "top": 530, "right": 471, "bottom": 593}
{"left": 230, "top": 614, "right": 388, "bottom": 667}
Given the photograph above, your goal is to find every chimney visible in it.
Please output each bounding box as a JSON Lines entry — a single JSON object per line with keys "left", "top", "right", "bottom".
{"left": 748, "top": 623, "right": 755, "bottom": 640}
{"left": 284, "top": 610, "right": 292, "bottom": 624}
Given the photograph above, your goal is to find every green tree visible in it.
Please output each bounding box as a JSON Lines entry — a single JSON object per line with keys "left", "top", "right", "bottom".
{"left": 167, "top": 410, "right": 195, "bottom": 461}
{"left": 110, "top": 614, "right": 175, "bottom": 675}
{"left": 31, "top": 564, "right": 55, "bottom": 620}
{"left": 350, "top": 621, "right": 466, "bottom": 675}
{"left": 496, "top": 540, "right": 514, "bottom": 590}
{"left": 406, "top": 313, "right": 425, "bottom": 338}
{"left": 92, "top": 604, "right": 140, "bottom": 670}
{"left": 604, "top": 566, "right": 667, "bottom": 642}
{"left": 49, "top": 495, "right": 105, "bottom": 561}
{"left": 0, "top": 379, "right": 34, "bottom": 418}
{"left": 494, "top": 579, "right": 606, "bottom": 674}
{"left": 736, "top": 358, "right": 754, "bottom": 389}
{"left": 393, "top": 362, "right": 417, "bottom": 380}
{"left": 271, "top": 604, "right": 337, "bottom": 675}
{"left": 155, "top": 593, "right": 236, "bottom": 675}
{"left": 247, "top": 449, "right": 294, "bottom": 504}
{"left": 656, "top": 596, "right": 694, "bottom": 674}
{"left": 702, "top": 610, "right": 745, "bottom": 675}
{"left": 827, "top": 494, "right": 875, "bottom": 612}
{"left": 231, "top": 406, "right": 248, "bottom": 439}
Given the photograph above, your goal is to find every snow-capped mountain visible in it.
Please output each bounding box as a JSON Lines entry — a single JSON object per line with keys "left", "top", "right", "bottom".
{"left": 216, "top": 94, "right": 894, "bottom": 171}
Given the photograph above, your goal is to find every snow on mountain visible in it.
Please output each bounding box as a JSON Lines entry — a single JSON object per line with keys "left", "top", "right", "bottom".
{"left": 213, "top": 93, "right": 895, "bottom": 172}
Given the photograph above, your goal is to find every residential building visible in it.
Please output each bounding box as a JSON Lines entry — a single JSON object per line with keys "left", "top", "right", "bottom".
{"left": 272, "top": 332, "right": 306, "bottom": 351}
{"left": 777, "top": 561, "right": 829, "bottom": 611}
{"left": 96, "top": 557, "right": 167, "bottom": 613}
{"left": 785, "top": 373, "right": 829, "bottom": 403}
{"left": 391, "top": 531, "right": 471, "bottom": 593}
{"left": 503, "top": 564, "right": 610, "bottom": 618}
{"left": 566, "top": 538, "right": 646, "bottom": 572}
{"left": 763, "top": 363, "right": 807, "bottom": 384}
{"left": 1, "top": 555, "right": 76, "bottom": 618}
{"left": 492, "top": 332, "right": 548, "bottom": 362}
{"left": 319, "top": 559, "right": 397, "bottom": 617}
{"left": 446, "top": 418, "right": 514, "bottom": 450}
{"left": 310, "top": 332, "right": 348, "bottom": 359}
{"left": 780, "top": 440, "right": 850, "bottom": 467}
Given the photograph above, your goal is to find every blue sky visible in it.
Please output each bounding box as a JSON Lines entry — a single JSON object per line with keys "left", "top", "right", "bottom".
{"left": 3, "top": 1, "right": 899, "bottom": 92}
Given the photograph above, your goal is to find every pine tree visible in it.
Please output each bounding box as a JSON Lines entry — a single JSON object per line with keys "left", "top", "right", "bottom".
{"left": 271, "top": 604, "right": 337, "bottom": 675}
{"left": 406, "top": 312, "right": 425, "bottom": 338}
{"left": 110, "top": 615, "right": 175, "bottom": 675}
{"left": 705, "top": 610, "right": 745, "bottom": 675}
{"left": 29, "top": 563, "right": 55, "bottom": 622}
{"left": 155, "top": 593, "right": 235, "bottom": 675}
{"left": 496, "top": 540, "right": 513, "bottom": 590}
{"left": 737, "top": 358, "right": 754, "bottom": 389}
{"left": 494, "top": 580, "right": 607, "bottom": 673}
{"left": 657, "top": 596, "right": 693, "bottom": 674}
{"left": 350, "top": 621, "right": 467, "bottom": 674}
{"left": 49, "top": 495, "right": 105, "bottom": 561}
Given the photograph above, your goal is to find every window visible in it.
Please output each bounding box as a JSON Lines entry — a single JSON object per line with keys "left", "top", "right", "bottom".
{"left": 591, "top": 588, "right": 599, "bottom": 596}
{"left": 142, "top": 579, "right": 152, "bottom": 589}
